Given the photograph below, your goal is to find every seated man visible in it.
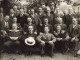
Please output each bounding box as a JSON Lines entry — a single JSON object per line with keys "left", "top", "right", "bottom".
{"left": 53, "top": 25, "right": 68, "bottom": 54}
{"left": 3, "top": 24, "right": 22, "bottom": 53}
{"left": 24, "top": 26, "right": 37, "bottom": 56}
{"left": 66, "top": 18, "right": 80, "bottom": 56}
{"left": 37, "top": 26, "right": 56, "bottom": 57}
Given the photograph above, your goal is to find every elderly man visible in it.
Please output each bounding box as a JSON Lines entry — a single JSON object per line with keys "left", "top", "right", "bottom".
{"left": 3, "top": 24, "right": 22, "bottom": 53}
{"left": 37, "top": 26, "right": 56, "bottom": 57}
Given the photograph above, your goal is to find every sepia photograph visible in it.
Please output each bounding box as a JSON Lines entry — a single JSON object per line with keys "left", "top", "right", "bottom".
{"left": 0, "top": 0, "right": 80, "bottom": 60}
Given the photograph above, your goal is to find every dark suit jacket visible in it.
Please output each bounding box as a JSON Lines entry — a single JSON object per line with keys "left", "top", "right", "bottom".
{"left": 63, "top": 14, "right": 74, "bottom": 27}
{"left": 16, "top": 14, "right": 27, "bottom": 27}
{"left": 30, "top": 13, "right": 40, "bottom": 26}
{"left": 43, "top": 13, "right": 55, "bottom": 25}
{"left": 68, "top": 24, "right": 80, "bottom": 38}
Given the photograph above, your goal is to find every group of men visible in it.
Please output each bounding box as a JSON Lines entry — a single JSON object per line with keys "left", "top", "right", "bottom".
{"left": 0, "top": 1, "right": 80, "bottom": 58}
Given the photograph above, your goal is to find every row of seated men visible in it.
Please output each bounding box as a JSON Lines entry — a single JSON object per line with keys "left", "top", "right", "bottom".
{"left": 0, "top": 15, "right": 80, "bottom": 57}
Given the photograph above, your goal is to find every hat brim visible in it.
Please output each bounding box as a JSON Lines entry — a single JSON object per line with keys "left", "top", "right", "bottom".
{"left": 25, "top": 38, "right": 35, "bottom": 46}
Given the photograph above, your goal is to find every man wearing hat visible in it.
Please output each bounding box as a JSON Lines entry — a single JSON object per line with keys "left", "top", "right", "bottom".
{"left": 24, "top": 25, "right": 37, "bottom": 56}
{"left": 37, "top": 26, "right": 56, "bottom": 57}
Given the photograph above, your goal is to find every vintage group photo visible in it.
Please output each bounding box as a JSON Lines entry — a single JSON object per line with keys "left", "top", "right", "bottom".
{"left": 0, "top": 0, "right": 80, "bottom": 60}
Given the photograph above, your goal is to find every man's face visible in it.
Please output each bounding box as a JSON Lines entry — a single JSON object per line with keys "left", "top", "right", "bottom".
{"left": 72, "top": 18, "right": 77, "bottom": 25}
{"left": 23, "top": 8, "right": 27, "bottom": 12}
{"left": 46, "top": 8, "right": 51, "bottom": 13}
{"left": 28, "top": 26, "right": 33, "bottom": 33}
{"left": 5, "top": 16, "right": 9, "bottom": 21}
{"left": 58, "top": 18, "right": 63, "bottom": 24}
{"left": 27, "top": 18, "right": 32, "bottom": 23}
{"left": 39, "top": 8, "right": 43, "bottom": 12}
{"left": 63, "top": 10, "right": 68, "bottom": 15}
{"left": 56, "top": 8, "right": 59, "bottom": 12}
{"left": 12, "top": 24, "right": 17, "bottom": 30}
{"left": 13, "top": 18, "right": 17, "bottom": 23}
{"left": 13, "top": 6, "right": 17, "bottom": 11}
{"left": 10, "top": 9, "right": 14, "bottom": 14}
{"left": 31, "top": 9, "right": 34, "bottom": 14}
{"left": 56, "top": 26, "right": 61, "bottom": 31}
{"left": 44, "top": 27, "right": 49, "bottom": 33}
{"left": 68, "top": 8, "right": 73, "bottom": 14}
{"left": 44, "top": 18, "right": 48, "bottom": 24}
{"left": 42, "top": 4, "right": 46, "bottom": 8}
{"left": 20, "top": 9, "right": 24, "bottom": 15}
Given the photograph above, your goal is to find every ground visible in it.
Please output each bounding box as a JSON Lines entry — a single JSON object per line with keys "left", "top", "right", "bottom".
{"left": 0, "top": 53, "right": 80, "bottom": 60}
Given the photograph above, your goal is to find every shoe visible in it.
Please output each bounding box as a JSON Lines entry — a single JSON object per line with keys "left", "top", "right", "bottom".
{"left": 74, "top": 54, "right": 79, "bottom": 57}
{"left": 50, "top": 53, "right": 54, "bottom": 58}
{"left": 41, "top": 54, "right": 44, "bottom": 57}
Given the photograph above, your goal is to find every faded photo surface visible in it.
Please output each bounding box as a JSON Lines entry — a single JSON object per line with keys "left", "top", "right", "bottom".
{"left": 0, "top": 0, "right": 80, "bottom": 60}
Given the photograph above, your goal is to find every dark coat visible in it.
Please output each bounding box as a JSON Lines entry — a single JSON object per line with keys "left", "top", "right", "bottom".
{"left": 16, "top": 14, "right": 27, "bottom": 27}
{"left": 30, "top": 13, "right": 40, "bottom": 26}
{"left": 68, "top": 24, "right": 80, "bottom": 38}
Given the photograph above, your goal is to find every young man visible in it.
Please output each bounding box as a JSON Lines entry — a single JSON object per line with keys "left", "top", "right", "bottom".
{"left": 37, "top": 26, "right": 56, "bottom": 57}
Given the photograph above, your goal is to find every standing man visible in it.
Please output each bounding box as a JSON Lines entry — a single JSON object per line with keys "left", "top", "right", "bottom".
{"left": 16, "top": 8, "right": 27, "bottom": 27}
